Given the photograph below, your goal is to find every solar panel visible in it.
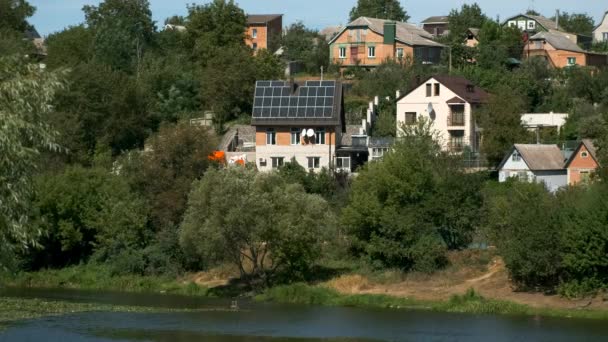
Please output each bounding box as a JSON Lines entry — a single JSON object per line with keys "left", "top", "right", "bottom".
{"left": 252, "top": 80, "right": 339, "bottom": 119}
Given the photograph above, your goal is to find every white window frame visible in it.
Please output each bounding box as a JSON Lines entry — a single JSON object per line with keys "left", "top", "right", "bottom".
{"left": 339, "top": 47, "right": 347, "bottom": 59}
{"left": 396, "top": 47, "right": 404, "bottom": 59}
{"left": 527, "top": 21, "right": 536, "bottom": 30}
{"left": 266, "top": 128, "right": 276, "bottom": 145}
{"left": 368, "top": 46, "right": 376, "bottom": 58}
{"left": 271, "top": 157, "right": 284, "bottom": 169}
{"left": 252, "top": 28, "right": 257, "bottom": 38}
{"left": 603, "top": 32, "right": 608, "bottom": 42}
{"left": 512, "top": 151, "right": 521, "bottom": 162}
{"left": 372, "top": 147, "right": 389, "bottom": 160}
{"left": 508, "top": 21, "right": 517, "bottom": 28}
{"left": 307, "top": 157, "right": 320, "bottom": 169}
{"left": 336, "top": 157, "right": 351, "bottom": 172}
{"left": 315, "top": 128, "right": 326, "bottom": 145}
{"left": 290, "top": 128, "right": 301, "bottom": 145}
{"left": 567, "top": 57, "right": 577, "bottom": 66}
{"left": 517, "top": 20, "right": 526, "bottom": 30}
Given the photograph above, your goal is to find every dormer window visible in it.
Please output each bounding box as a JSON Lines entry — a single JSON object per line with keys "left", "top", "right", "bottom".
{"left": 512, "top": 151, "right": 521, "bottom": 162}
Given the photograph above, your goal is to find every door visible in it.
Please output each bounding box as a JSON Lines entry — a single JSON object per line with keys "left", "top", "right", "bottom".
{"left": 350, "top": 46, "right": 358, "bottom": 64}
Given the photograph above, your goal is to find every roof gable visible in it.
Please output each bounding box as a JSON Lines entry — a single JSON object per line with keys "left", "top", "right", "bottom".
{"left": 565, "top": 139, "right": 600, "bottom": 167}
{"left": 503, "top": 13, "right": 562, "bottom": 31}
{"left": 513, "top": 144, "right": 565, "bottom": 170}
{"left": 530, "top": 31, "right": 584, "bottom": 53}
{"left": 421, "top": 16, "right": 449, "bottom": 24}
{"left": 397, "top": 75, "right": 489, "bottom": 104}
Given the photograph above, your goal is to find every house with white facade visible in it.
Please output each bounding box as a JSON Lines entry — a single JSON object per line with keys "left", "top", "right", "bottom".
{"left": 498, "top": 144, "right": 567, "bottom": 192}
{"left": 396, "top": 75, "right": 488, "bottom": 152}
{"left": 521, "top": 112, "right": 568, "bottom": 131}
{"left": 593, "top": 11, "right": 608, "bottom": 43}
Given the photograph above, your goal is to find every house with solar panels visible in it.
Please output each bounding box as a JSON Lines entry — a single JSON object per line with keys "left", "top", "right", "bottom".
{"left": 251, "top": 80, "right": 349, "bottom": 172}
{"left": 328, "top": 17, "right": 444, "bottom": 69}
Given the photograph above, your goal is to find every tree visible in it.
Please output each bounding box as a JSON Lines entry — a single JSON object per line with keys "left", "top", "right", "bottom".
{"left": 45, "top": 25, "right": 94, "bottom": 69}
{"left": 0, "top": 0, "right": 35, "bottom": 32}
{"left": 26, "top": 166, "right": 148, "bottom": 269}
{"left": 551, "top": 12, "right": 595, "bottom": 36}
{"left": 447, "top": 3, "right": 488, "bottom": 43}
{"left": 477, "top": 86, "right": 531, "bottom": 166}
{"left": 281, "top": 22, "right": 328, "bottom": 74}
{"left": 0, "top": 57, "right": 65, "bottom": 270}
{"left": 179, "top": 167, "right": 335, "bottom": 284}
{"left": 84, "top": 0, "right": 156, "bottom": 73}
{"left": 349, "top": 0, "right": 409, "bottom": 22}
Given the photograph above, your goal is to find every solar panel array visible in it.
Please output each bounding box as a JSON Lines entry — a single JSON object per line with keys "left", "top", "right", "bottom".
{"left": 252, "top": 80, "right": 337, "bottom": 119}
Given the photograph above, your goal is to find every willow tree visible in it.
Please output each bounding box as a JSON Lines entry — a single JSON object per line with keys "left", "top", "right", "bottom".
{"left": 0, "top": 57, "right": 65, "bottom": 269}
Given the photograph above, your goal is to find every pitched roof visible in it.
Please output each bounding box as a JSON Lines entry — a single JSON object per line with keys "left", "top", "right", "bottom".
{"left": 503, "top": 14, "right": 562, "bottom": 31}
{"left": 421, "top": 16, "right": 449, "bottom": 24}
{"left": 467, "top": 28, "right": 480, "bottom": 37}
{"left": 246, "top": 14, "right": 282, "bottom": 25}
{"left": 339, "top": 125, "right": 365, "bottom": 146}
{"left": 319, "top": 25, "right": 343, "bottom": 41}
{"left": 565, "top": 139, "right": 600, "bottom": 167}
{"left": 434, "top": 75, "right": 489, "bottom": 104}
{"left": 512, "top": 144, "right": 565, "bottom": 170}
{"left": 530, "top": 31, "right": 584, "bottom": 52}
{"left": 593, "top": 11, "right": 608, "bottom": 32}
{"left": 329, "top": 17, "right": 444, "bottom": 47}
{"left": 446, "top": 96, "right": 466, "bottom": 104}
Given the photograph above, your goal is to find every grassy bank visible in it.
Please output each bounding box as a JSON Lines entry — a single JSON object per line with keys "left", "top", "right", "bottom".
{"left": 257, "top": 283, "right": 608, "bottom": 320}
{"left": 0, "top": 297, "right": 204, "bottom": 330}
{"left": 5, "top": 264, "right": 209, "bottom": 297}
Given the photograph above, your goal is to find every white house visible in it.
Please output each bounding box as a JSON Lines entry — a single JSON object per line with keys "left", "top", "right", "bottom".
{"left": 498, "top": 144, "right": 567, "bottom": 193}
{"left": 396, "top": 75, "right": 488, "bottom": 152}
{"left": 593, "top": 11, "right": 608, "bottom": 43}
{"left": 521, "top": 112, "right": 568, "bottom": 131}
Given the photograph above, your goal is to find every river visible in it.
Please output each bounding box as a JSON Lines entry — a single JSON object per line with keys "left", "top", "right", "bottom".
{"left": 1, "top": 288, "right": 607, "bottom": 341}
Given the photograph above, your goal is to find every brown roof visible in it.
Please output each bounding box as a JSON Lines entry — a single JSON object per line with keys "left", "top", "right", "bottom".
{"left": 433, "top": 75, "right": 489, "bottom": 104}
{"left": 565, "top": 139, "right": 600, "bottom": 167}
{"left": 247, "top": 14, "right": 282, "bottom": 25}
{"left": 529, "top": 31, "right": 584, "bottom": 53}
{"left": 421, "top": 16, "right": 449, "bottom": 24}
{"left": 513, "top": 144, "right": 565, "bottom": 170}
{"left": 446, "top": 96, "right": 466, "bottom": 104}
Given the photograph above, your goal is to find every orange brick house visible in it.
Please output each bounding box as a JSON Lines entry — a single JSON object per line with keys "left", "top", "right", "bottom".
{"left": 565, "top": 139, "right": 600, "bottom": 185}
{"left": 525, "top": 31, "right": 608, "bottom": 68}
{"left": 329, "top": 17, "right": 444, "bottom": 68}
{"left": 245, "top": 14, "right": 283, "bottom": 53}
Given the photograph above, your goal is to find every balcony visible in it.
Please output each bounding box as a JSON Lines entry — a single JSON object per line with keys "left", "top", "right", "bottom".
{"left": 448, "top": 142, "right": 465, "bottom": 153}
{"left": 447, "top": 112, "right": 465, "bottom": 127}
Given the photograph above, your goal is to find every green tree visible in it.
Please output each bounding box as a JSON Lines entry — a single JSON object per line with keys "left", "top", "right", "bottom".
{"left": 26, "top": 166, "right": 148, "bottom": 269}
{"left": 477, "top": 86, "right": 531, "bottom": 166}
{"left": 44, "top": 25, "right": 94, "bottom": 69}
{"left": 551, "top": 12, "right": 595, "bottom": 36}
{"left": 280, "top": 22, "right": 328, "bottom": 74}
{"left": 447, "top": 3, "right": 488, "bottom": 42}
{"left": 0, "top": 57, "right": 65, "bottom": 270}
{"left": 180, "top": 167, "right": 335, "bottom": 284}
{"left": 84, "top": 0, "right": 156, "bottom": 72}
{"left": 0, "top": 0, "right": 35, "bottom": 32}
{"left": 349, "top": 0, "right": 409, "bottom": 22}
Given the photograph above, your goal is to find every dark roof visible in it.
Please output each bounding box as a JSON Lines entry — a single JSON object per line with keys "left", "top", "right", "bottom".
{"left": 251, "top": 80, "right": 345, "bottom": 128}
{"left": 397, "top": 75, "right": 489, "bottom": 104}
{"left": 446, "top": 96, "right": 466, "bottom": 104}
{"left": 529, "top": 31, "right": 584, "bottom": 52}
{"left": 369, "top": 137, "right": 394, "bottom": 147}
{"left": 24, "top": 27, "right": 40, "bottom": 40}
{"left": 499, "top": 144, "right": 565, "bottom": 171}
{"left": 564, "top": 139, "right": 600, "bottom": 167}
{"left": 339, "top": 125, "right": 364, "bottom": 146}
{"left": 247, "top": 14, "right": 282, "bottom": 25}
{"left": 467, "top": 28, "right": 480, "bottom": 37}
{"left": 503, "top": 13, "right": 562, "bottom": 31}
{"left": 421, "top": 16, "right": 449, "bottom": 24}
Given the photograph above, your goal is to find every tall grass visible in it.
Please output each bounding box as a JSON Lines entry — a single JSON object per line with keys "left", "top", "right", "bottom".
{"left": 257, "top": 284, "right": 608, "bottom": 320}
{"left": 6, "top": 264, "right": 209, "bottom": 297}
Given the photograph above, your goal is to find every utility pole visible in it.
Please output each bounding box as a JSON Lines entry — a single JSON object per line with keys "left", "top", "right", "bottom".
{"left": 320, "top": 66, "right": 324, "bottom": 81}
{"left": 448, "top": 46, "right": 452, "bottom": 75}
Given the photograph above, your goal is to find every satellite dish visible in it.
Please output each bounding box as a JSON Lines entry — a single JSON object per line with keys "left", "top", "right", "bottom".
{"left": 427, "top": 102, "right": 434, "bottom": 113}
{"left": 301, "top": 129, "right": 307, "bottom": 137}
{"left": 427, "top": 102, "right": 436, "bottom": 121}
{"left": 307, "top": 129, "right": 315, "bottom": 137}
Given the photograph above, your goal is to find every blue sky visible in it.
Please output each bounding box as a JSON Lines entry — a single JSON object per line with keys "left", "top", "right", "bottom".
{"left": 29, "top": 0, "right": 607, "bottom": 36}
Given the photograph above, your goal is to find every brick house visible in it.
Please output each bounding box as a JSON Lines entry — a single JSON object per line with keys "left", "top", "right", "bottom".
{"left": 421, "top": 16, "right": 449, "bottom": 37}
{"left": 329, "top": 17, "right": 444, "bottom": 68}
{"left": 565, "top": 139, "right": 600, "bottom": 185}
{"left": 396, "top": 75, "right": 488, "bottom": 152}
{"left": 245, "top": 14, "right": 283, "bottom": 53}
{"left": 525, "top": 31, "right": 607, "bottom": 68}
{"left": 251, "top": 80, "right": 345, "bottom": 172}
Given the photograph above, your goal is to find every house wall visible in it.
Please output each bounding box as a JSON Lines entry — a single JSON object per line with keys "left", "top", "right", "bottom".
{"left": 465, "top": 37, "right": 479, "bottom": 48}
{"left": 245, "top": 17, "right": 282, "bottom": 53}
{"left": 255, "top": 126, "right": 337, "bottom": 172}
{"left": 499, "top": 151, "right": 533, "bottom": 182}
{"left": 525, "top": 41, "right": 587, "bottom": 67}
{"left": 567, "top": 144, "right": 599, "bottom": 185}
{"left": 330, "top": 29, "right": 413, "bottom": 67}
{"left": 505, "top": 16, "right": 544, "bottom": 32}
{"left": 593, "top": 13, "right": 608, "bottom": 43}
{"left": 396, "top": 78, "right": 477, "bottom": 151}
{"left": 535, "top": 170, "right": 568, "bottom": 192}
{"left": 422, "top": 23, "right": 448, "bottom": 37}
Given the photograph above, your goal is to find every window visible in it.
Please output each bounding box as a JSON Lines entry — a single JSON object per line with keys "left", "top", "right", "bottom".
{"left": 450, "top": 131, "right": 464, "bottom": 151}
{"left": 368, "top": 46, "right": 376, "bottom": 58}
{"left": 336, "top": 157, "right": 351, "bottom": 172}
{"left": 266, "top": 128, "right": 276, "bottom": 145}
{"left": 426, "top": 83, "right": 432, "bottom": 97}
{"left": 517, "top": 20, "right": 526, "bottom": 30}
{"left": 449, "top": 105, "right": 465, "bottom": 126}
{"left": 252, "top": 29, "right": 257, "bottom": 38}
{"left": 372, "top": 148, "right": 389, "bottom": 160}
{"left": 307, "top": 157, "right": 320, "bottom": 169}
{"left": 604, "top": 32, "right": 608, "bottom": 42}
{"left": 271, "top": 157, "right": 284, "bottom": 169}
{"left": 315, "top": 128, "right": 326, "bottom": 144}
{"left": 252, "top": 43, "right": 258, "bottom": 51}
{"left": 396, "top": 48, "right": 404, "bottom": 59}
{"left": 512, "top": 151, "right": 521, "bottom": 162}
{"left": 581, "top": 151, "right": 589, "bottom": 158}
{"left": 580, "top": 171, "right": 591, "bottom": 182}
{"left": 405, "top": 112, "right": 417, "bottom": 125}
{"left": 339, "top": 47, "right": 347, "bottom": 59}
{"left": 290, "top": 128, "right": 301, "bottom": 145}
{"left": 567, "top": 57, "right": 576, "bottom": 66}
{"left": 508, "top": 21, "right": 516, "bottom": 27}
{"left": 434, "top": 83, "right": 440, "bottom": 96}
{"left": 517, "top": 171, "right": 529, "bottom": 182}
{"left": 527, "top": 21, "right": 536, "bottom": 30}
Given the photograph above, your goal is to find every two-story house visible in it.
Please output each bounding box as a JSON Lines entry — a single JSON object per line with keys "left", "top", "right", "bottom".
{"left": 251, "top": 80, "right": 345, "bottom": 172}
{"left": 245, "top": 14, "right": 282, "bottom": 53}
{"left": 593, "top": 11, "right": 608, "bottom": 43}
{"left": 525, "top": 31, "right": 607, "bottom": 68}
{"left": 421, "top": 16, "right": 449, "bottom": 37}
{"left": 503, "top": 13, "right": 592, "bottom": 48}
{"left": 329, "top": 17, "right": 444, "bottom": 68}
{"left": 396, "top": 75, "right": 488, "bottom": 152}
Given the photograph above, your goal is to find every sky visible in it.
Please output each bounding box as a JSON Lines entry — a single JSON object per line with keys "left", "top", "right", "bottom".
{"left": 29, "top": 0, "right": 607, "bottom": 36}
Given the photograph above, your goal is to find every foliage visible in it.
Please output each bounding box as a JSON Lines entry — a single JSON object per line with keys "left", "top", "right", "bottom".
{"left": 551, "top": 12, "right": 595, "bottom": 36}
{"left": 349, "top": 0, "right": 409, "bottom": 22}
{"left": 180, "top": 167, "right": 336, "bottom": 284}
{"left": 280, "top": 22, "right": 328, "bottom": 74}
{"left": 372, "top": 98, "right": 396, "bottom": 137}
{"left": 0, "top": 0, "right": 35, "bottom": 32}
{"left": 25, "top": 166, "right": 148, "bottom": 269}
{"left": 44, "top": 25, "right": 93, "bottom": 69}
{"left": 447, "top": 4, "right": 488, "bottom": 43}
{"left": 352, "top": 59, "right": 424, "bottom": 98}
{"left": 0, "top": 57, "right": 65, "bottom": 270}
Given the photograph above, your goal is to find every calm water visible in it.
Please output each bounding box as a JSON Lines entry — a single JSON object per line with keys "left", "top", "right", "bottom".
{"left": 1, "top": 287, "right": 608, "bottom": 342}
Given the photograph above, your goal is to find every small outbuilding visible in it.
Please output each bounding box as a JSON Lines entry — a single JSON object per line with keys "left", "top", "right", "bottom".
{"left": 498, "top": 144, "right": 567, "bottom": 192}
{"left": 565, "top": 139, "right": 600, "bottom": 185}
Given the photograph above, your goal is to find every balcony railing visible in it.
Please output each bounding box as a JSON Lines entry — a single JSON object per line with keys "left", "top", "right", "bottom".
{"left": 448, "top": 142, "right": 465, "bottom": 152}
{"left": 447, "top": 112, "right": 465, "bottom": 126}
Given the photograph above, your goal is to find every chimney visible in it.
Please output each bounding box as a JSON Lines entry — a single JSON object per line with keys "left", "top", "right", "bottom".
{"left": 374, "top": 96, "right": 379, "bottom": 106}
